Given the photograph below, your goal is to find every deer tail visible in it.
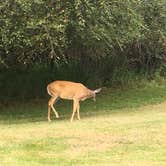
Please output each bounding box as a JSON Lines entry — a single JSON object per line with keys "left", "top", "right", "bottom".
{"left": 47, "top": 85, "right": 52, "bottom": 96}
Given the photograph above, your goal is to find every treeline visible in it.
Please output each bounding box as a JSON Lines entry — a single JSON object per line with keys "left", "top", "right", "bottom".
{"left": 0, "top": 0, "right": 166, "bottom": 99}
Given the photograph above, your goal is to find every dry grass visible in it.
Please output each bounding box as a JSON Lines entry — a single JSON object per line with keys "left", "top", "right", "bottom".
{"left": 0, "top": 101, "right": 166, "bottom": 166}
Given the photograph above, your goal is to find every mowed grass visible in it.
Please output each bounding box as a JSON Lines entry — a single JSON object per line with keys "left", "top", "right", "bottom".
{"left": 0, "top": 82, "right": 166, "bottom": 166}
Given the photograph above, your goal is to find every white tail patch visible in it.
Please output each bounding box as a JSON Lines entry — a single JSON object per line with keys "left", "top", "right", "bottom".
{"left": 47, "top": 86, "right": 52, "bottom": 96}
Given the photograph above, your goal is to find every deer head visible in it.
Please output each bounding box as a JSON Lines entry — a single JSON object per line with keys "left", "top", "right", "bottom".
{"left": 92, "top": 88, "right": 102, "bottom": 102}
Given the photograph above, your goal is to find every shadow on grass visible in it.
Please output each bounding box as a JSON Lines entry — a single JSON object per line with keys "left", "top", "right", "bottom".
{"left": 0, "top": 84, "right": 166, "bottom": 124}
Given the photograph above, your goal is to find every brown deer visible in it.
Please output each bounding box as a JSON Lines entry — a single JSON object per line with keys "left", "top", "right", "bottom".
{"left": 47, "top": 80, "right": 101, "bottom": 122}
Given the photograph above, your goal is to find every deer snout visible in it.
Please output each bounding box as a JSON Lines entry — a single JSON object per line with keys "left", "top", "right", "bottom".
{"left": 92, "top": 93, "right": 96, "bottom": 102}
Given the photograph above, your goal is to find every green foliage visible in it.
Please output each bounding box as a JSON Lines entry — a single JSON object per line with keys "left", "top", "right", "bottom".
{"left": 0, "top": 0, "right": 165, "bottom": 99}
{"left": 0, "top": 0, "right": 68, "bottom": 66}
{"left": 0, "top": 0, "right": 165, "bottom": 66}
{"left": 125, "top": 0, "right": 166, "bottom": 74}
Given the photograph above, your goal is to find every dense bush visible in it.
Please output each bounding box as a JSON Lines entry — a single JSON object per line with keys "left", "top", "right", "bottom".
{"left": 0, "top": 0, "right": 165, "bottom": 99}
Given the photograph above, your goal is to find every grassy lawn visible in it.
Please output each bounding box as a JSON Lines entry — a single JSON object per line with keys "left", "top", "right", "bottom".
{"left": 0, "top": 82, "right": 166, "bottom": 166}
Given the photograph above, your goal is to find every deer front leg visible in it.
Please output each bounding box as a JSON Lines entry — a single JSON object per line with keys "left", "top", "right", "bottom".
{"left": 77, "top": 102, "right": 80, "bottom": 120}
{"left": 70, "top": 99, "right": 78, "bottom": 122}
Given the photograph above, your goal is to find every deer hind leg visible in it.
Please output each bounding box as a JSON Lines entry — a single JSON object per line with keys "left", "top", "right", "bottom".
{"left": 48, "top": 95, "right": 59, "bottom": 122}
{"left": 48, "top": 105, "right": 51, "bottom": 122}
{"left": 70, "top": 99, "right": 79, "bottom": 122}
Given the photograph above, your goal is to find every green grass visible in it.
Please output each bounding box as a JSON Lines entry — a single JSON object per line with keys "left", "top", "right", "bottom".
{"left": 0, "top": 82, "right": 166, "bottom": 166}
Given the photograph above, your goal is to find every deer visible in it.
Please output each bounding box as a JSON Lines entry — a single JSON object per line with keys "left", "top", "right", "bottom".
{"left": 47, "top": 80, "right": 102, "bottom": 122}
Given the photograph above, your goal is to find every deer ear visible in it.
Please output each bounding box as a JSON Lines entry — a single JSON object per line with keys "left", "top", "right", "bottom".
{"left": 94, "top": 88, "right": 102, "bottom": 94}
